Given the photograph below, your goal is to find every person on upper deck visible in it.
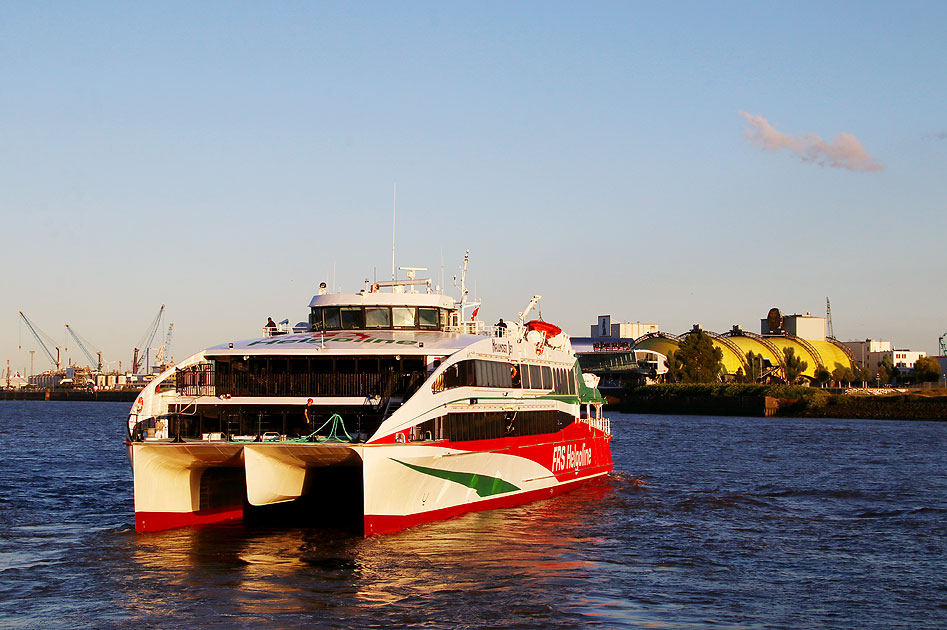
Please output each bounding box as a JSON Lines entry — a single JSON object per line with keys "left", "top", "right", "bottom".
{"left": 265, "top": 317, "right": 277, "bottom": 331}
{"left": 495, "top": 319, "right": 507, "bottom": 336}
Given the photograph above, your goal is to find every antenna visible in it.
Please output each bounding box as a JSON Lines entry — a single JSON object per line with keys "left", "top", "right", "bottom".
{"left": 826, "top": 297, "right": 834, "bottom": 339}
{"left": 391, "top": 182, "right": 397, "bottom": 281}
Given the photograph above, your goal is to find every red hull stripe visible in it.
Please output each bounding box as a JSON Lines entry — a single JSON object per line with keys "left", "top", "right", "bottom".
{"left": 364, "top": 472, "right": 606, "bottom": 536}
{"left": 135, "top": 505, "right": 243, "bottom": 532}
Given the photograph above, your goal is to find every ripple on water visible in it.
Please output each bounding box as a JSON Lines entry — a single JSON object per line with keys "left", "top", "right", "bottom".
{"left": 1, "top": 405, "right": 946, "bottom": 629}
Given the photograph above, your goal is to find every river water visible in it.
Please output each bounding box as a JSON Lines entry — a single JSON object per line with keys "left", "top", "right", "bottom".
{"left": 0, "top": 402, "right": 944, "bottom": 629}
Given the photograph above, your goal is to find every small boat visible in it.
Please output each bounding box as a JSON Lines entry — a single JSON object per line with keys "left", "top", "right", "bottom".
{"left": 126, "top": 254, "right": 612, "bottom": 535}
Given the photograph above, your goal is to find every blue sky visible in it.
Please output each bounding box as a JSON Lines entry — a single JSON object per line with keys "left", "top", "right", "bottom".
{"left": 2, "top": 1, "right": 945, "bottom": 374}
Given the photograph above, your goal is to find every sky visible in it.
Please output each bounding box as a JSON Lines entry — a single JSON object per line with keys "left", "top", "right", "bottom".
{"left": 2, "top": 1, "right": 946, "bottom": 375}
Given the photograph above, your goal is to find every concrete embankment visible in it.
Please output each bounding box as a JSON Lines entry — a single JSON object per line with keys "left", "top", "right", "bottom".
{"left": 0, "top": 390, "right": 139, "bottom": 402}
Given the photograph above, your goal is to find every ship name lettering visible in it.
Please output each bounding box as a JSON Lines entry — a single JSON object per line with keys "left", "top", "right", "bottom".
{"left": 551, "top": 442, "right": 592, "bottom": 473}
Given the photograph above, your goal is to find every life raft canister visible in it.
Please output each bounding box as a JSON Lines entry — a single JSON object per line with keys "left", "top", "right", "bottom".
{"left": 525, "top": 319, "right": 562, "bottom": 338}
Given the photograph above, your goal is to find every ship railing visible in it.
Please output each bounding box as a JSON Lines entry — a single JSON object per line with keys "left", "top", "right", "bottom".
{"left": 445, "top": 321, "right": 486, "bottom": 335}
{"left": 445, "top": 322, "right": 516, "bottom": 338}
{"left": 578, "top": 416, "right": 611, "bottom": 435}
{"left": 262, "top": 321, "right": 292, "bottom": 337}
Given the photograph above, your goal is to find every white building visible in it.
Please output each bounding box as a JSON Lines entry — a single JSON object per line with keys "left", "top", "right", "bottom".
{"left": 761, "top": 312, "right": 826, "bottom": 341}
{"left": 591, "top": 315, "right": 659, "bottom": 340}
{"left": 842, "top": 339, "right": 893, "bottom": 369}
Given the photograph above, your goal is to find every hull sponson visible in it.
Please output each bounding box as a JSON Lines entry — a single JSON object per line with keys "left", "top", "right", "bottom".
{"left": 362, "top": 421, "right": 612, "bottom": 536}
{"left": 130, "top": 442, "right": 245, "bottom": 533}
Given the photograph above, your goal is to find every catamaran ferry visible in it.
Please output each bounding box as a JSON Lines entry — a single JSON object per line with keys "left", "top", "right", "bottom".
{"left": 126, "top": 256, "right": 612, "bottom": 535}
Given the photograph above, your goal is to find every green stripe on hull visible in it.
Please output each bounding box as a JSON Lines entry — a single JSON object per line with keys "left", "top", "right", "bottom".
{"left": 391, "top": 459, "right": 520, "bottom": 497}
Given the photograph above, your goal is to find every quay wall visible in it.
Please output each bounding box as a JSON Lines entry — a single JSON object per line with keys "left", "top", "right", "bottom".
{"left": 0, "top": 390, "right": 138, "bottom": 402}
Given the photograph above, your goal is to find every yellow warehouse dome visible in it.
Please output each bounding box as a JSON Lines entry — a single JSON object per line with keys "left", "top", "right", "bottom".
{"left": 633, "top": 333, "right": 680, "bottom": 370}
{"left": 763, "top": 336, "right": 821, "bottom": 379}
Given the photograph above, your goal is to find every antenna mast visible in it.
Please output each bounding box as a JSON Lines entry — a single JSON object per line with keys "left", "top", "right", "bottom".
{"left": 826, "top": 297, "right": 834, "bottom": 339}
{"left": 391, "top": 183, "right": 397, "bottom": 281}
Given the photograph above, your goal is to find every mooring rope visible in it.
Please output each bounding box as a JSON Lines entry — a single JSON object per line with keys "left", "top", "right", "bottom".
{"left": 300, "top": 413, "right": 353, "bottom": 443}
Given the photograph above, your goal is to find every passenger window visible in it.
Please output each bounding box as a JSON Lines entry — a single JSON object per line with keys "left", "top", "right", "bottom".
{"left": 528, "top": 365, "right": 542, "bottom": 389}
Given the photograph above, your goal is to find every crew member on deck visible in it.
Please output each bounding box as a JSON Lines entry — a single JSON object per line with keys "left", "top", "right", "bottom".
{"left": 265, "top": 317, "right": 277, "bottom": 332}
{"left": 496, "top": 318, "right": 507, "bottom": 337}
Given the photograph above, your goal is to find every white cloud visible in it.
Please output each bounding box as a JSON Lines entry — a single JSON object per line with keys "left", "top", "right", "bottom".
{"left": 740, "top": 112, "right": 883, "bottom": 172}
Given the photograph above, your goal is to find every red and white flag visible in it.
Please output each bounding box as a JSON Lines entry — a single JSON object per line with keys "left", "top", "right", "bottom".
{"left": 471, "top": 307, "right": 480, "bottom": 320}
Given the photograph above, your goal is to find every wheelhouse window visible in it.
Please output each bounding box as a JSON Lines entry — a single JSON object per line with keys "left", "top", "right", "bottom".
{"left": 309, "top": 305, "right": 455, "bottom": 332}
{"left": 340, "top": 306, "right": 364, "bottom": 329}
{"left": 365, "top": 307, "right": 391, "bottom": 328}
{"left": 310, "top": 307, "right": 323, "bottom": 331}
{"left": 392, "top": 306, "right": 416, "bottom": 328}
{"left": 323, "top": 307, "right": 341, "bottom": 330}
{"left": 419, "top": 307, "right": 439, "bottom": 329}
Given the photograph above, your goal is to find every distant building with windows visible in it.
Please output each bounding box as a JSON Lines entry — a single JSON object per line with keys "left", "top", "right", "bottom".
{"left": 590, "top": 315, "right": 659, "bottom": 340}
{"left": 841, "top": 339, "right": 927, "bottom": 377}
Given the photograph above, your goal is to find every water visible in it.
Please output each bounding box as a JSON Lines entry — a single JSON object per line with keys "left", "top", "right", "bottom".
{"left": 0, "top": 402, "right": 944, "bottom": 629}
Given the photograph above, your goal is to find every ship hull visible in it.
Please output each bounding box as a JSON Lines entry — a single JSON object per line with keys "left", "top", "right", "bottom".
{"left": 129, "top": 421, "right": 611, "bottom": 535}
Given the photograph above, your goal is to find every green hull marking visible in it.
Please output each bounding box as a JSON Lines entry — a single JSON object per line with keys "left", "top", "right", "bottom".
{"left": 392, "top": 459, "right": 520, "bottom": 497}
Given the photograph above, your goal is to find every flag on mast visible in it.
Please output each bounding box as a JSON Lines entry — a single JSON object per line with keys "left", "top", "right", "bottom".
{"left": 471, "top": 307, "right": 480, "bottom": 320}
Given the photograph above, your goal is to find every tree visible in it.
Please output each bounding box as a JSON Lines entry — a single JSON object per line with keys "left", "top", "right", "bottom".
{"left": 878, "top": 355, "right": 894, "bottom": 384}
{"left": 782, "top": 347, "right": 808, "bottom": 384}
{"left": 744, "top": 350, "right": 764, "bottom": 382}
{"left": 913, "top": 356, "right": 942, "bottom": 384}
{"left": 667, "top": 328, "right": 724, "bottom": 383}
{"left": 813, "top": 365, "right": 832, "bottom": 386}
{"left": 832, "top": 366, "right": 855, "bottom": 387}
{"left": 855, "top": 366, "right": 873, "bottom": 386}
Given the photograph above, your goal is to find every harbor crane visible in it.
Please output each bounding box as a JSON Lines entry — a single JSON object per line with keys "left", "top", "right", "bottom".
{"left": 18, "top": 310, "right": 62, "bottom": 370}
{"left": 154, "top": 323, "right": 174, "bottom": 369}
{"left": 64, "top": 324, "right": 103, "bottom": 371}
{"left": 133, "top": 304, "right": 165, "bottom": 374}
{"left": 940, "top": 332, "right": 947, "bottom": 356}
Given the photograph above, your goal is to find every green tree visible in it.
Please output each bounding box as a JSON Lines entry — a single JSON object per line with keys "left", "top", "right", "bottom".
{"left": 782, "top": 347, "right": 808, "bottom": 384}
{"left": 832, "top": 366, "right": 855, "bottom": 387}
{"left": 878, "top": 355, "right": 894, "bottom": 384}
{"left": 744, "top": 350, "right": 764, "bottom": 382}
{"left": 668, "top": 329, "right": 724, "bottom": 383}
{"left": 913, "top": 356, "right": 942, "bottom": 383}
{"left": 813, "top": 365, "right": 832, "bottom": 386}
{"left": 856, "top": 366, "right": 873, "bottom": 385}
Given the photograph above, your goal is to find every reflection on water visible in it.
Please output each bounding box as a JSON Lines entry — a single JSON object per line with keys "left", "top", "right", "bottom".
{"left": 122, "top": 480, "right": 618, "bottom": 629}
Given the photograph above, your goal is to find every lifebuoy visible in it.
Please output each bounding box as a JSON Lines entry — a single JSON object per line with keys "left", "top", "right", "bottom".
{"left": 510, "top": 365, "right": 518, "bottom": 379}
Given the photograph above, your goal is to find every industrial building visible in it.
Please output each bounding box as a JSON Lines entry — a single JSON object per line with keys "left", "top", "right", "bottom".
{"left": 576, "top": 308, "right": 858, "bottom": 387}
